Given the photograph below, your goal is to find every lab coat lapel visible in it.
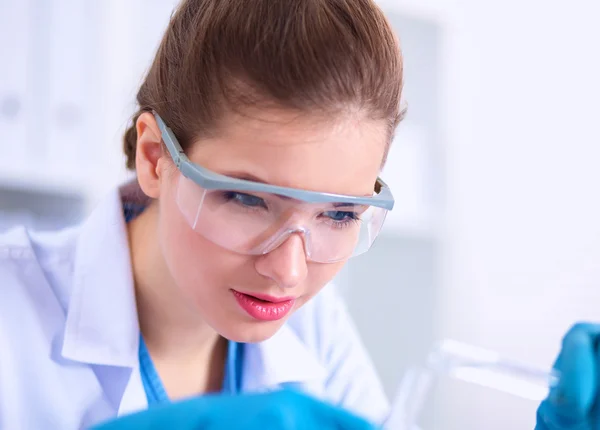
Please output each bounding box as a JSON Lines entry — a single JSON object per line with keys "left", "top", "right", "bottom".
{"left": 61, "top": 188, "right": 143, "bottom": 413}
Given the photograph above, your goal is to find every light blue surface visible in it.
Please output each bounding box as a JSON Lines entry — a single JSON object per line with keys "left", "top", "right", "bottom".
{"left": 92, "top": 389, "right": 378, "bottom": 430}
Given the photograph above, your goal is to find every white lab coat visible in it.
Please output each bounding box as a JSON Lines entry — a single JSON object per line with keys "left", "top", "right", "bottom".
{"left": 0, "top": 185, "right": 389, "bottom": 430}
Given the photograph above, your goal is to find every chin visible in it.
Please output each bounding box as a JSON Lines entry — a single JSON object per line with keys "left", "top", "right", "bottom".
{"left": 222, "top": 319, "right": 287, "bottom": 344}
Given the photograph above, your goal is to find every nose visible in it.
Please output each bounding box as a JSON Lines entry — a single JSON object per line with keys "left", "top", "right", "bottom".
{"left": 254, "top": 234, "right": 308, "bottom": 289}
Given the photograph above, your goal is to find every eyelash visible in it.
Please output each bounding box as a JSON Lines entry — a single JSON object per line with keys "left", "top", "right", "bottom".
{"left": 221, "top": 191, "right": 267, "bottom": 211}
{"left": 321, "top": 211, "right": 361, "bottom": 229}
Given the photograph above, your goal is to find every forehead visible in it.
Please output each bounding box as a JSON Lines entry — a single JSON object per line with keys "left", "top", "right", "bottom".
{"left": 186, "top": 109, "right": 387, "bottom": 196}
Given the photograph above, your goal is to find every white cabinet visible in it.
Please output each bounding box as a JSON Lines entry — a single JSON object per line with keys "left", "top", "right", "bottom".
{"left": 0, "top": 0, "right": 33, "bottom": 162}
{"left": 0, "top": 0, "right": 98, "bottom": 229}
{"left": 0, "top": 1, "right": 154, "bottom": 229}
{"left": 45, "top": 0, "right": 90, "bottom": 167}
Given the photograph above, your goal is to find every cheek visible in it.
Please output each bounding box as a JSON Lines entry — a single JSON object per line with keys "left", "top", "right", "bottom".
{"left": 302, "top": 261, "right": 346, "bottom": 300}
{"left": 156, "top": 180, "right": 236, "bottom": 298}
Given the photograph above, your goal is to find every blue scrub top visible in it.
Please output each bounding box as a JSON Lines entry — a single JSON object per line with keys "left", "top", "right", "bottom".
{"left": 139, "top": 336, "right": 244, "bottom": 405}
{"left": 124, "top": 202, "right": 244, "bottom": 404}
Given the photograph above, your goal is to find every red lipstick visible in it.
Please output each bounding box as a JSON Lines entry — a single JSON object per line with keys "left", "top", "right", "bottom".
{"left": 232, "top": 290, "right": 296, "bottom": 321}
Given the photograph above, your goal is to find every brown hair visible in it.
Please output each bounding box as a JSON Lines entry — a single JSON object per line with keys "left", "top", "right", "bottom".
{"left": 123, "top": 0, "right": 405, "bottom": 170}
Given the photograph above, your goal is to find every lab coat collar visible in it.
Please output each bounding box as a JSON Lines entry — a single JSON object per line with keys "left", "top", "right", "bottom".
{"left": 61, "top": 185, "right": 140, "bottom": 368}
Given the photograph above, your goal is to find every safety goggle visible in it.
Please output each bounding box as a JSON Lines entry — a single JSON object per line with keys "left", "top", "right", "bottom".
{"left": 154, "top": 112, "right": 395, "bottom": 263}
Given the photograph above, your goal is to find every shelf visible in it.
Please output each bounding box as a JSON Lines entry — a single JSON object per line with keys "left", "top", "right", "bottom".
{"left": 0, "top": 159, "right": 92, "bottom": 198}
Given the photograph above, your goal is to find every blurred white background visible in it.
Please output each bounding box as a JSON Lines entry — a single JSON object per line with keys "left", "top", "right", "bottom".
{"left": 1, "top": 0, "right": 600, "bottom": 428}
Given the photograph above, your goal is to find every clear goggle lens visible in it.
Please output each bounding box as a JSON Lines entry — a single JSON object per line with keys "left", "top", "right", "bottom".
{"left": 176, "top": 174, "right": 388, "bottom": 263}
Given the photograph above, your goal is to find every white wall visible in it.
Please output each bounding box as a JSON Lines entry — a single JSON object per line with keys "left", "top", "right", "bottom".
{"left": 431, "top": 0, "right": 600, "bottom": 428}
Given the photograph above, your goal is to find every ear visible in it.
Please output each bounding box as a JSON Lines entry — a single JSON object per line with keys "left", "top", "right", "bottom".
{"left": 135, "top": 112, "right": 166, "bottom": 199}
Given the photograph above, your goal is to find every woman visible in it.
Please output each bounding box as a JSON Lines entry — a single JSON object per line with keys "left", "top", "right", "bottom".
{"left": 0, "top": 0, "right": 597, "bottom": 429}
{"left": 0, "top": 0, "right": 399, "bottom": 428}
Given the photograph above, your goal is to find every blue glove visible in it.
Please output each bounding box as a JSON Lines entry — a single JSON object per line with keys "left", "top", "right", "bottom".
{"left": 91, "top": 388, "right": 377, "bottom": 430}
{"left": 536, "top": 323, "right": 600, "bottom": 430}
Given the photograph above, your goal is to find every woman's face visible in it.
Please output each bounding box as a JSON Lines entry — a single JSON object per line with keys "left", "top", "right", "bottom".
{"left": 157, "top": 109, "right": 387, "bottom": 343}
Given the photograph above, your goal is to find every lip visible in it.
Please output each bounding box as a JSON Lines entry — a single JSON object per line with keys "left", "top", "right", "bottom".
{"left": 232, "top": 290, "right": 296, "bottom": 321}
{"left": 242, "top": 292, "right": 296, "bottom": 303}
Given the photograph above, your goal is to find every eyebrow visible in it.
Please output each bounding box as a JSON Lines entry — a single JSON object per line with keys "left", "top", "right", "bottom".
{"left": 224, "top": 171, "right": 269, "bottom": 184}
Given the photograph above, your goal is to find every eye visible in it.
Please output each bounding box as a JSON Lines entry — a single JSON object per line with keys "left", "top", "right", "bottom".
{"left": 323, "top": 210, "right": 359, "bottom": 222}
{"left": 223, "top": 191, "right": 267, "bottom": 209}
